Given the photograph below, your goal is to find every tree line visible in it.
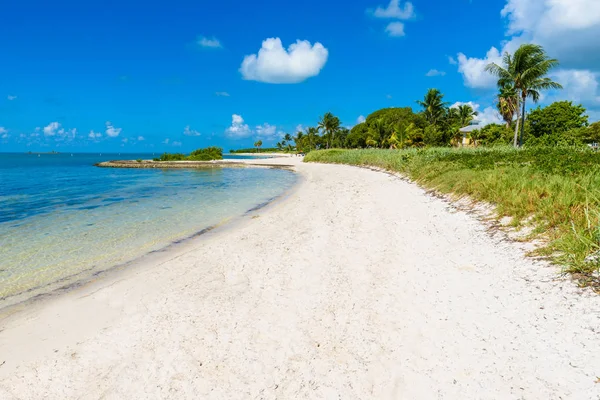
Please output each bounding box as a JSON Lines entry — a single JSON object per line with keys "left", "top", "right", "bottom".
{"left": 287, "top": 43, "right": 598, "bottom": 152}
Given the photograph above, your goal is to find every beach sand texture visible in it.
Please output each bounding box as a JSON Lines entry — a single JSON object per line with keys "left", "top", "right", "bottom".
{"left": 0, "top": 157, "right": 599, "bottom": 399}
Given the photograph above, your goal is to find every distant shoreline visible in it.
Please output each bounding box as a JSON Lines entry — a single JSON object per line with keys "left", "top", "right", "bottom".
{"left": 95, "top": 159, "right": 294, "bottom": 169}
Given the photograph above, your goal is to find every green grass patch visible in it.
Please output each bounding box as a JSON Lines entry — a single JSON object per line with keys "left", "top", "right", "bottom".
{"left": 154, "top": 147, "right": 223, "bottom": 161}
{"left": 305, "top": 146, "right": 600, "bottom": 288}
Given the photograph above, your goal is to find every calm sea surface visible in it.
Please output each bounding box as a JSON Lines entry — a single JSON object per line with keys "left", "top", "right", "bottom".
{"left": 0, "top": 153, "right": 296, "bottom": 307}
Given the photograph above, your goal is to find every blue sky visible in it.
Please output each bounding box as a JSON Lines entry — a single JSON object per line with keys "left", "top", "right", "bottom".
{"left": 1, "top": 0, "right": 599, "bottom": 152}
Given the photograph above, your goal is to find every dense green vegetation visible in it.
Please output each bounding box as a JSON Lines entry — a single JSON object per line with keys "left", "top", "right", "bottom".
{"left": 284, "top": 43, "right": 576, "bottom": 152}
{"left": 305, "top": 147, "right": 600, "bottom": 288}
{"left": 155, "top": 147, "right": 223, "bottom": 161}
{"left": 229, "top": 147, "right": 280, "bottom": 154}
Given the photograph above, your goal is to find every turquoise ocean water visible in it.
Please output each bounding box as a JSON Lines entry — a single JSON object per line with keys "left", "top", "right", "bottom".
{"left": 0, "top": 153, "right": 296, "bottom": 308}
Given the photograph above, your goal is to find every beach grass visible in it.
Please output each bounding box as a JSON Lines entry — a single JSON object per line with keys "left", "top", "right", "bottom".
{"left": 305, "top": 146, "right": 600, "bottom": 288}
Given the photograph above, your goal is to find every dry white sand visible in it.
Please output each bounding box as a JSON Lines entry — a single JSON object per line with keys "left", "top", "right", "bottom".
{"left": 0, "top": 158, "right": 599, "bottom": 399}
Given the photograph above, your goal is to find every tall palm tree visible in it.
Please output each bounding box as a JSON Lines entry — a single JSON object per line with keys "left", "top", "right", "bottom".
{"left": 485, "top": 44, "right": 562, "bottom": 147}
{"left": 368, "top": 118, "right": 388, "bottom": 148}
{"left": 294, "top": 131, "right": 304, "bottom": 152}
{"left": 457, "top": 104, "right": 479, "bottom": 127}
{"left": 318, "top": 112, "right": 341, "bottom": 149}
{"left": 306, "top": 127, "right": 319, "bottom": 150}
{"left": 496, "top": 83, "right": 520, "bottom": 137}
{"left": 416, "top": 89, "right": 448, "bottom": 125}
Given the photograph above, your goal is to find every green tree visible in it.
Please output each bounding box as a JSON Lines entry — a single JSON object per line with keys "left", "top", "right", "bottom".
{"left": 404, "top": 123, "right": 425, "bottom": 147}
{"left": 457, "top": 104, "right": 479, "bottom": 128}
{"left": 367, "top": 118, "right": 388, "bottom": 148}
{"left": 254, "top": 140, "right": 263, "bottom": 153}
{"left": 318, "top": 112, "right": 341, "bottom": 149}
{"left": 497, "top": 83, "right": 519, "bottom": 130}
{"left": 526, "top": 101, "right": 588, "bottom": 139}
{"left": 306, "top": 127, "right": 320, "bottom": 150}
{"left": 294, "top": 131, "right": 305, "bottom": 152}
{"left": 416, "top": 89, "right": 448, "bottom": 125}
{"left": 347, "top": 123, "right": 369, "bottom": 148}
{"left": 485, "top": 43, "right": 562, "bottom": 147}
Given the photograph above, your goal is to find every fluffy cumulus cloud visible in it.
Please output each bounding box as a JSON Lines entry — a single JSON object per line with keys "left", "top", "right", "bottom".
{"left": 451, "top": 101, "right": 503, "bottom": 126}
{"left": 457, "top": 47, "right": 503, "bottom": 89}
{"left": 425, "top": 69, "right": 446, "bottom": 77}
{"left": 456, "top": 0, "right": 600, "bottom": 107}
{"left": 183, "top": 125, "right": 201, "bottom": 136}
{"left": 197, "top": 36, "right": 222, "bottom": 48}
{"left": 385, "top": 22, "right": 405, "bottom": 37}
{"left": 225, "top": 114, "right": 282, "bottom": 139}
{"left": 43, "top": 122, "right": 77, "bottom": 138}
{"left": 226, "top": 114, "right": 252, "bottom": 138}
{"left": 240, "top": 38, "right": 329, "bottom": 84}
{"left": 372, "top": 0, "right": 415, "bottom": 19}
{"left": 105, "top": 121, "right": 122, "bottom": 138}
{"left": 369, "top": 0, "right": 416, "bottom": 37}
{"left": 0, "top": 127, "right": 8, "bottom": 139}
{"left": 553, "top": 69, "right": 600, "bottom": 105}
{"left": 89, "top": 130, "right": 102, "bottom": 139}
{"left": 357, "top": 115, "right": 366, "bottom": 124}
{"left": 255, "top": 123, "right": 277, "bottom": 138}
{"left": 501, "top": 0, "right": 600, "bottom": 69}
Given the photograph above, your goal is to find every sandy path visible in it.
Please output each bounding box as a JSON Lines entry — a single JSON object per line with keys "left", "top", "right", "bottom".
{"left": 0, "top": 160, "right": 598, "bottom": 399}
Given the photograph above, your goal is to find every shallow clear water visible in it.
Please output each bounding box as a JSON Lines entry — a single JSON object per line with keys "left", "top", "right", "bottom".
{"left": 0, "top": 153, "right": 296, "bottom": 307}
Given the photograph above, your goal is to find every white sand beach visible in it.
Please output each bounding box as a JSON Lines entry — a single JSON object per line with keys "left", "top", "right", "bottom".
{"left": 0, "top": 157, "right": 599, "bottom": 399}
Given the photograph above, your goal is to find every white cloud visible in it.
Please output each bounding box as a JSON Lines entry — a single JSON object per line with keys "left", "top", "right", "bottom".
{"left": 41, "top": 122, "right": 77, "bottom": 139}
{"left": 457, "top": 47, "right": 503, "bottom": 89}
{"left": 425, "top": 69, "right": 446, "bottom": 77}
{"left": 226, "top": 114, "right": 252, "bottom": 138}
{"left": 295, "top": 124, "right": 305, "bottom": 133}
{"left": 386, "top": 94, "right": 393, "bottom": 99}
{"left": 255, "top": 123, "right": 279, "bottom": 138}
{"left": 137, "top": 136, "right": 145, "bottom": 141}
{"left": 43, "top": 122, "right": 60, "bottom": 136}
{"left": 163, "top": 138, "right": 170, "bottom": 144}
{"left": 256, "top": 123, "right": 276, "bottom": 136}
{"left": 448, "top": 56, "right": 458, "bottom": 65}
{"left": 0, "top": 127, "right": 7, "bottom": 134}
{"left": 372, "top": 0, "right": 415, "bottom": 19}
{"left": 451, "top": 101, "right": 503, "bottom": 126}
{"left": 357, "top": 115, "right": 366, "bottom": 124}
{"left": 240, "top": 38, "right": 329, "bottom": 84}
{"left": 1, "top": 133, "right": 8, "bottom": 139}
{"left": 122, "top": 138, "right": 128, "bottom": 143}
{"left": 501, "top": 0, "right": 600, "bottom": 69}
{"left": 553, "top": 69, "right": 600, "bottom": 105}
{"left": 7, "top": 95, "right": 16, "bottom": 100}
{"left": 385, "top": 22, "right": 406, "bottom": 37}
{"left": 456, "top": 0, "right": 600, "bottom": 101}
{"left": 197, "top": 36, "right": 222, "bottom": 48}
{"left": 183, "top": 125, "right": 201, "bottom": 136}
{"left": 215, "top": 91, "right": 230, "bottom": 97}
{"left": 172, "top": 141, "right": 182, "bottom": 146}
{"left": 105, "top": 121, "right": 122, "bottom": 137}
{"left": 89, "top": 130, "right": 102, "bottom": 139}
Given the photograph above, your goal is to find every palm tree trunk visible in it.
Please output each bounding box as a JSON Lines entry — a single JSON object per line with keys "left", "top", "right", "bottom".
{"left": 513, "top": 107, "right": 520, "bottom": 148}
{"left": 519, "top": 96, "right": 526, "bottom": 147}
